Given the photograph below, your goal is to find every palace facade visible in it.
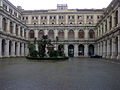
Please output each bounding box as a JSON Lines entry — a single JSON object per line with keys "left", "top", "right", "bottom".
{"left": 0, "top": 0, "right": 120, "bottom": 60}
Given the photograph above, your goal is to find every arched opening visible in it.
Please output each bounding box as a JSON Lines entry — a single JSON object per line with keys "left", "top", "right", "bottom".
{"left": 89, "top": 30, "right": 95, "bottom": 39}
{"left": 16, "top": 25, "right": 19, "bottom": 35}
{"left": 38, "top": 30, "right": 44, "bottom": 39}
{"left": 110, "top": 39, "right": 112, "bottom": 56}
{"left": 20, "top": 43, "right": 22, "bottom": 56}
{"left": 58, "top": 30, "right": 64, "bottom": 41}
{"left": 58, "top": 44, "right": 64, "bottom": 56}
{"left": 68, "top": 45, "right": 74, "bottom": 57}
{"left": 20, "top": 27, "right": 23, "bottom": 37}
{"left": 10, "top": 22, "right": 13, "bottom": 33}
{"left": 48, "top": 30, "right": 54, "bottom": 40}
{"left": 9, "top": 41, "right": 12, "bottom": 56}
{"left": 15, "top": 42, "right": 17, "bottom": 55}
{"left": 29, "top": 30, "right": 35, "bottom": 38}
{"left": 78, "top": 44, "right": 84, "bottom": 56}
{"left": 68, "top": 30, "right": 74, "bottom": 40}
{"left": 2, "top": 39, "right": 6, "bottom": 56}
{"left": 2, "top": 18, "right": 7, "bottom": 31}
{"left": 115, "top": 37, "right": 118, "bottom": 57}
{"left": 78, "top": 30, "right": 84, "bottom": 39}
{"left": 88, "top": 44, "right": 94, "bottom": 56}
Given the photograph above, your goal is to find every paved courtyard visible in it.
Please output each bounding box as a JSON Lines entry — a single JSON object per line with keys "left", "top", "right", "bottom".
{"left": 0, "top": 58, "right": 120, "bottom": 90}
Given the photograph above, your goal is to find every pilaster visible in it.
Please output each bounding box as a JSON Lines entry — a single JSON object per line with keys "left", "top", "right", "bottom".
{"left": 35, "top": 30, "right": 38, "bottom": 38}
{"left": 74, "top": 44, "right": 78, "bottom": 57}
{"left": 54, "top": 29, "right": 58, "bottom": 40}
{"left": 13, "top": 23, "right": 16, "bottom": 36}
{"left": 17, "top": 42, "right": 20, "bottom": 56}
{"left": 64, "top": 29, "right": 68, "bottom": 40}
{"left": 84, "top": 44, "right": 88, "bottom": 57}
{"left": 75, "top": 29, "right": 78, "bottom": 40}
{"left": 0, "top": 15, "right": 3, "bottom": 31}
{"left": 111, "top": 38, "right": 116, "bottom": 59}
{"left": 11, "top": 41, "right": 15, "bottom": 57}
{"left": 44, "top": 29, "right": 48, "bottom": 35}
{"left": 7, "top": 19, "right": 10, "bottom": 34}
{"left": 103, "top": 41, "right": 106, "bottom": 58}
{"left": 106, "top": 40, "right": 110, "bottom": 58}
{"left": 5, "top": 39, "right": 10, "bottom": 57}
{"left": 64, "top": 44, "right": 68, "bottom": 56}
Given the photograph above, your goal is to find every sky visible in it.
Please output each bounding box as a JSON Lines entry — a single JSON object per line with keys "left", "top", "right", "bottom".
{"left": 8, "top": 0, "right": 113, "bottom": 10}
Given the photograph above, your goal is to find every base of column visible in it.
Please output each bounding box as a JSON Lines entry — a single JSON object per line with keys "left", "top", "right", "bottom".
{"left": 117, "top": 55, "right": 120, "bottom": 60}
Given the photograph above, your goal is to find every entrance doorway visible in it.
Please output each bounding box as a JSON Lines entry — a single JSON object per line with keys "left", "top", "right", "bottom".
{"left": 68, "top": 45, "right": 74, "bottom": 57}
{"left": 88, "top": 44, "right": 94, "bottom": 56}
{"left": 78, "top": 44, "right": 84, "bottom": 56}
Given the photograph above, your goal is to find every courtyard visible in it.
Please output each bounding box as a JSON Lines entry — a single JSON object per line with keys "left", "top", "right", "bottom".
{"left": 0, "top": 58, "right": 120, "bottom": 90}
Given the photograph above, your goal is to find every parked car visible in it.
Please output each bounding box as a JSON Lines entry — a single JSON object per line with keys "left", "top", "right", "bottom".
{"left": 90, "top": 55, "right": 102, "bottom": 58}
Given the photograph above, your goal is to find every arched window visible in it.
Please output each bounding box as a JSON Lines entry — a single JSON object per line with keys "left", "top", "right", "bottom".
{"left": 29, "top": 30, "right": 35, "bottom": 38}
{"left": 38, "top": 30, "right": 44, "bottom": 39}
{"left": 2, "top": 18, "right": 7, "bottom": 31}
{"left": 89, "top": 30, "right": 95, "bottom": 39}
{"left": 48, "top": 30, "right": 54, "bottom": 40}
{"left": 10, "top": 22, "right": 13, "bottom": 33}
{"left": 68, "top": 30, "right": 74, "bottom": 40}
{"left": 78, "top": 30, "right": 84, "bottom": 39}
{"left": 58, "top": 30, "right": 64, "bottom": 40}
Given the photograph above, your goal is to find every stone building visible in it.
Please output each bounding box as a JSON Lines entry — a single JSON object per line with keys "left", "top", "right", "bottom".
{"left": 0, "top": 0, "right": 120, "bottom": 60}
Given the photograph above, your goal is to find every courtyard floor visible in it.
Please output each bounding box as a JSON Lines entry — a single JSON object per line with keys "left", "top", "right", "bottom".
{"left": 0, "top": 58, "right": 120, "bottom": 90}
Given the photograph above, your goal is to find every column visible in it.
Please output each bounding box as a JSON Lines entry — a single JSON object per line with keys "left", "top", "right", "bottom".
{"left": 112, "top": 13, "right": 115, "bottom": 28}
{"left": 106, "top": 39, "right": 110, "bottom": 58}
{"left": 18, "top": 26, "right": 21, "bottom": 37}
{"left": 74, "top": 44, "right": 78, "bottom": 57}
{"left": 84, "top": 29, "right": 88, "bottom": 40}
{"left": 98, "top": 43, "right": 100, "bottom": 55}
{"left": 26, "top": 30, "right": 29, "bottom": 40}
{"left": 11, "top": 41, "right": 15, "bottom": 57}
{"left": 84, "top": 44, "right": 88, "bottom": 57}
{"left": 111, "top": 38, "right": 116, "bottom": 59}
{"left": 35, "top": 30, "right": 38, "bottom": 38}
{"left": 103, "top": 41, "right": 106, "bottom": 58}
{"left": 84, "top": 15, "right": 87, "bottom": 24}
{"left": 0, "top": 38, "right": 2, "bottom": 58}
{"left": 5, "top": 39, "right": 9, "bottom": 57}
{"left": 56, "top": 15, "right": 59, "bottom": 25}
{"left": 64, "top": 29, "right": 68, "bottom": 40}
{"left": 22, "top": 28, "right": 25, "bottom": 38}
{"left": 47, "top": 15, "right": 49, "bottom": 24}
{"left": 17, "top": 42, "right": 20, "bottom": 56}
{"left": 54, "top": 29, "right": 58, "bottom": 40}
{"left": 65, "top": 15, "right": 68, "bottom": 24}
{"left": 75, "top": 15, "right": 77, "bottom": 24}
{"left": 75, "top": 29, "right": 78, "bottom": 40}
{"left": 103, "top": 22, "right": 106, "bottom": 34}
{"left": 7, "top": 19, "right": 10, "bottom": 33}
{"left": 35, "top": 43, "right": 38, "bottom": 51}
{"left": 118, "top": 7, "right": 120, "bottom": 25}
{"left": 0, "top": 15, "right": 3, "bottom": 31}
{"left": 21, "top": 43, "right": 24, "bottom": 56}
{"left": 117, "top": 35, "right": 120, "bottom": 59}
{"left": 107, "top": 18, "right": 110, "bottom": 31}
{"left": 0, "top": 0, "right": 3, "bottom": 6}
{"left": 64, "top": 44, "right": 68, "bottom": 56}
{"left": 25, "top": 44, "right": 29, "bottom": 56}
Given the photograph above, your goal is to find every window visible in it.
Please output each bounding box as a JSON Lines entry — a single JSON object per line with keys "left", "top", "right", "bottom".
{"left": 2, "top": 18, "right": 7, "bottom": 31}
{"left": 29, "top": 30, "right": 34, "bottom": 38}
{"left": 10, "top": 22, "right": 13, "bottom": 33}
{"left": 78, "top": 30, "right": 84, "bottom": 38}
{"left": 89, "top": 30, "right": 95, "bottom": 39}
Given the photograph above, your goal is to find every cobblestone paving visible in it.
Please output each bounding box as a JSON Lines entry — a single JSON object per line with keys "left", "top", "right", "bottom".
{"left": 0, "top": 58, "right": 120, "bottom": 90}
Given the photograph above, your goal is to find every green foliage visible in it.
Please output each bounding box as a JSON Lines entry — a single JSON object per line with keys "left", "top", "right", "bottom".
{"left": 48, "top": 50, "right": 58, "bottom": 57}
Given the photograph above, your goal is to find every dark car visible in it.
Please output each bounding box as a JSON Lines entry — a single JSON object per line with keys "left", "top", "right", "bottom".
{"left": 90, "top": 55, "right": 102, "bottom": 58}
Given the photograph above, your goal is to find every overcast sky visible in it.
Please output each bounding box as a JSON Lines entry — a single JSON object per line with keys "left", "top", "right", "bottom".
{"left": 8, "top": 0, "right": 113, "bottom": 10}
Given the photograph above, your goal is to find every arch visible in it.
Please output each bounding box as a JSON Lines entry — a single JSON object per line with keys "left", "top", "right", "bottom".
{"left": 29, "top": 30, "right": 35, "bottom": 38}
{"left": 9, "top": 41, "right": 12, "bottom": 56}
{"left": 68, "top": 30, "right": 74, "bottom": 40}
{"left": 38, "top": 30, "right": 44, "bottom": 39}
{"left": 88, "top": 44, "right": 94, "bottom": 56}
{"left": 48, "top": 30, "right": 54, "bottom": 40}
{"left": 78, "top": 44, "right": 84, "bottom": 56}
{"left": 89, "top": 29, "right": 95, "bottom": 39}
{"left": 68, "top": 44, "right": 74, "bottom": 57}
{"left": 10, "top": 22, "right": 13, "bottom": 33}
{"left": 2, "top": 18, "right": 7, "bottom": 31}
{"left": 58, "top": 30, "right": 64, "bottom": 40}
{"left": 78, "top": 30, "right": 84, "bottom": 39}
{"left": 2, "top": 39, "right": 6, "bottom": 56}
